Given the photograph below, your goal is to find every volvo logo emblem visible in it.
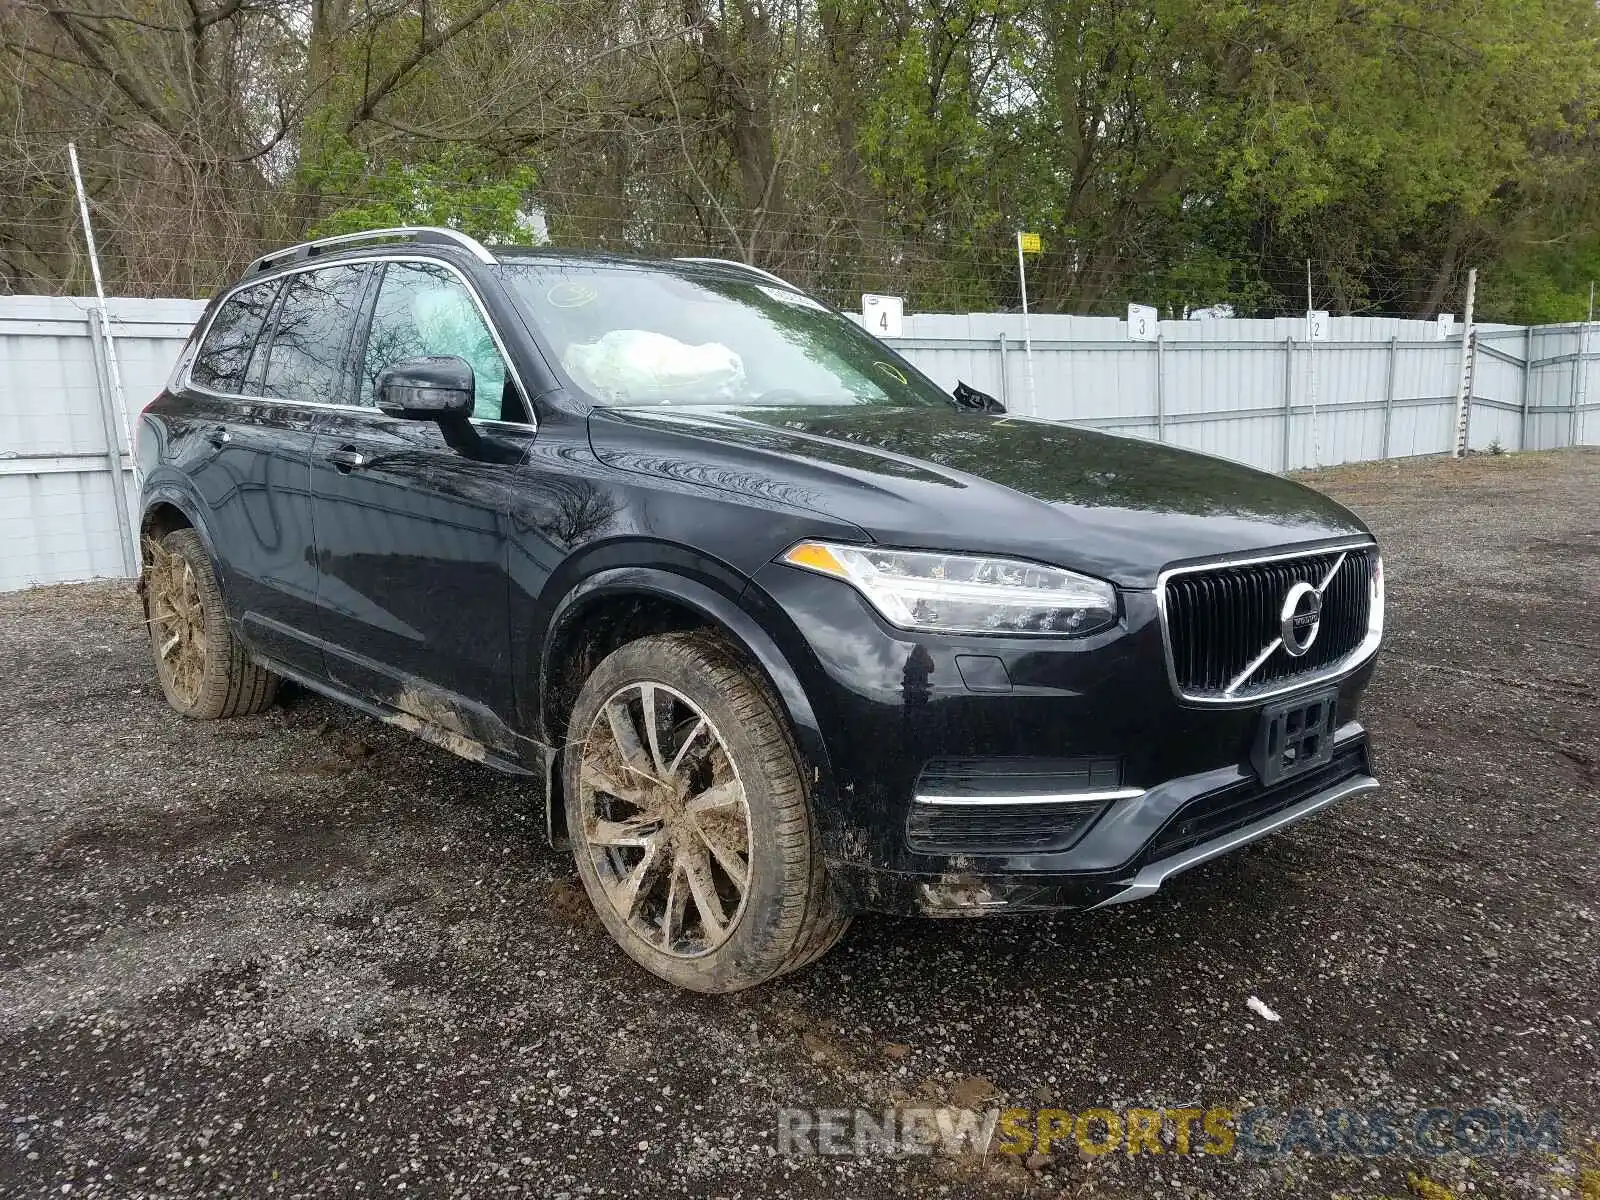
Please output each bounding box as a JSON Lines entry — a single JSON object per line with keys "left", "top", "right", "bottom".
{"left": 1279, "top": 582, "right": 1323, "bottom": 657}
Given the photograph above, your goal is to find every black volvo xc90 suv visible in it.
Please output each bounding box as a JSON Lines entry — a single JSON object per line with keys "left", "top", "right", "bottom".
{"left": 137, "top": 226, "right": 1383, "bottom": 992}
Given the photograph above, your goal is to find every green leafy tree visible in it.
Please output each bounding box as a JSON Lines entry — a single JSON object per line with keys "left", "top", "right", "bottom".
{"left": 308, "top": 147, "right": 540, "bottom": 245}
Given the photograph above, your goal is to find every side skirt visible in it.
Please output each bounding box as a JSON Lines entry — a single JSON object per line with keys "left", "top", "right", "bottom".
{"left": 252, "top": 652, "right": 548, "bottom": 781}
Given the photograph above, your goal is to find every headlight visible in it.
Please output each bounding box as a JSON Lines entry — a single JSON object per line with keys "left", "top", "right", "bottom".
{"left": 780, "top": 541, "right": 1117, "bottom": 636}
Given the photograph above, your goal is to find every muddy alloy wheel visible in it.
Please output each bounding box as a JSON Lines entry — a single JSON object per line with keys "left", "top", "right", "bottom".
{"left": 144, "top": 536, "right": 208, "bottom": 708}
{"left": 577, "top": 681, "right": 753, "bottom": 956}
{"left": 563, "top": 632, "right": 850, "bottom": 992}
{"left": 140, "top": 527, "right": 279, "bottom": 720}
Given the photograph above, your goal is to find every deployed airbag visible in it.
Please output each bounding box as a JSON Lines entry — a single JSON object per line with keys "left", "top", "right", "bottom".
{"left": 564, "top": 329, "right": 744, "bottom": 402}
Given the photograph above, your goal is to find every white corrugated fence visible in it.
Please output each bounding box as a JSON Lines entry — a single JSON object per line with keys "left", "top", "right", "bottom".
{"left": 2, "top": 297, "right": 204, "bottom": 591}
{"left": 1, "top": 296, "right": 1596, "bottom": 591}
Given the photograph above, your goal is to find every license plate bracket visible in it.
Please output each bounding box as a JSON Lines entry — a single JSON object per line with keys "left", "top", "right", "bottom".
{"left": 1252, "top": 689, "right": 1338, "bottom": 786}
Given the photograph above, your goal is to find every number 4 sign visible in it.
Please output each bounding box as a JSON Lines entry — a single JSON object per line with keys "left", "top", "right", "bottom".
{"left": 862, "top": 294, "right": 905, "bottom": 339}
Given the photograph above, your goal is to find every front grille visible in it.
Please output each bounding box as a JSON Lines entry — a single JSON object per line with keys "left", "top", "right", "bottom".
{"left": 1142, "top": 741, "right": 1368, "bottom": 863}
{"left": 1162, "top": 547, "right": 1374, "bottom": 699}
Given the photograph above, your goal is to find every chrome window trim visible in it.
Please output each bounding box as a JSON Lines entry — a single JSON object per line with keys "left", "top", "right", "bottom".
{"left": 1154, "top": 537, "right": 1382, "bottom": 707}
{"left": 183, "top": 253, "right": 533, "bottom": 431}
{"left": 912, "top": 786, "right": 1144, "bottom": 808}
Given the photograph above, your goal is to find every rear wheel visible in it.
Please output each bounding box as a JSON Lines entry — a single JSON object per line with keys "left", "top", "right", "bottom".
{"left": 141, "top": 528, "right": 279, "bottom": 719}
{"left": 563, "top": 632, "right": 849, "bottom": 992}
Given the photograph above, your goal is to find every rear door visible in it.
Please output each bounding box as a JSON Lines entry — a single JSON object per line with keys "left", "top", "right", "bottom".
{"left": 308, "top": 259, "right": 535, "bottom": 744}
{"left": 180, "top": 268, "right": 369, "bottom": 676}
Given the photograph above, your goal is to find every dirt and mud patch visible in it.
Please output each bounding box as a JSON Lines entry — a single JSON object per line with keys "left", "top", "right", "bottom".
{"left": 0, "top": 448, "right": 1595, "bottom": 1198}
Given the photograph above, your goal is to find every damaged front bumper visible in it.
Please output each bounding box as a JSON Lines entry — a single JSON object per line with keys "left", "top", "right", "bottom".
{"left": 828, "top": 726, "right": 1377, "bottom": 917}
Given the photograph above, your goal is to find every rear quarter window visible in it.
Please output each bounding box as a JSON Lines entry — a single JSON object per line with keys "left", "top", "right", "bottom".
{"left": 190, "top": 280, "right": 280, "bottom": 394}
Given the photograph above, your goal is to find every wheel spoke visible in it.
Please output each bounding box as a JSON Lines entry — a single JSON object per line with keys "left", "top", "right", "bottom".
{"left": 579, "top": 761, "right": 651, "bottom": 810}
{"left": 604, "top": 698, "right": 664, "bottom": 785}
{"left": 587, "top": 815, "right": 663, "bottom": 847}
{"left": 603, "top": 831, "right": 667, "bottom": 921}
{"left": 659, "top": 863, "right": 689, "bottom": 950}
{"left": 690, "top": 815, "right": 749, "bottom": 892}
{"left": 681, "top": 847, "right": 728, "bottom": 938}
{"left": 685, "top": 778, "right": 743, "bottom": 815}
{"left": 159, "top": 630, "right": 181, "bottom": 660}
{"left": 639, "top": 683, "right": 670, "bottom": 776}
{"left": 175, "top": 566, "right": 199, "bottom": 621}
{"left": 667, "top": 717, "right": 707, "bottom": 777}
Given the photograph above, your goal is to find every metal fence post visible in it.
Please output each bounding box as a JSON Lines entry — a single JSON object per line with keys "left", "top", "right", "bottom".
{"left": 997, "top": 332, "right": 1011, "bottom": 411}
{"left": 1451, "top": 267, "right": 1478, "bottom": 457}
{"left": 1155, "top": 335, "right": 1166, "bottom": 441}
{"left": 1381, "top": 335, "right": 1398, "bottom": 460}
{"left": 1520, "top": 326, "right": 1534, "bottom": 450}
{"left": 1572, "top": 321, "right": 1589, "bottom": 448}
{"left": 85, "top": 305, "right": 138, "bottom": 576}
{"left": 1281, "top": 335, "right": 1295, "bottom": 470}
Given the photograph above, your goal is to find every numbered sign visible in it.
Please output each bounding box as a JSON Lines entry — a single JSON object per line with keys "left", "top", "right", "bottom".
{"left": 862, "top": 294, "right": 905, "bottom": 339}
{"left": 1307, "top": 310, "right": 1330, "bottom": 341}
{"left": 1437, "top": 313, "right": 1456, "bottom": 339}
{"left": 1127, "top": 303, "right": 1158, "bottom": 342}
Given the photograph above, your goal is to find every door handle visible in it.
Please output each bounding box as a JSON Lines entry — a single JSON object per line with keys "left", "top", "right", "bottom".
{"left": 325, "top": 447, "right": 369, "bottom": 472}
{"left": 207, "top": 425, "right": 230, "bottom": 447}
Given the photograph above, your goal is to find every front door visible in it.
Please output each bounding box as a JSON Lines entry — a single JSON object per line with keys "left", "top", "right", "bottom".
{"left": 308, "top": 260, "right": 533, "bottom": 746}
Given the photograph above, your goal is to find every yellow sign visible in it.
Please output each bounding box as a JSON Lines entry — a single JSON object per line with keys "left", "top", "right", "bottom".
{"left": 1018, "top": 232, "right": 1043, "bottom": 254}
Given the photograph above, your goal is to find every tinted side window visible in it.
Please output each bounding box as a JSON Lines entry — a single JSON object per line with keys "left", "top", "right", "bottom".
{"left": 258, "top": 265, "right": 370, "bottom": 404}
{"left": 360, "top": 262, "right": 508, "bottom": 412}
{"left": 190, "top": 281, "right": 279, "bottom": 393}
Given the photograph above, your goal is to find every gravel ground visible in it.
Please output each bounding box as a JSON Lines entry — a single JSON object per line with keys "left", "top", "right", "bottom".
{"left": 1, "top": 448, "right": 1596, "bottom": 1200}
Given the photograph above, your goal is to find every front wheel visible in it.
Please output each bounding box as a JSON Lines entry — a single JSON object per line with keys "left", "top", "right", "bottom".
{"left": 141, "top": 527, "right": 279, "bottom": 719}
{"left": 562, "top": 632, "right": 849, "bottom": 992}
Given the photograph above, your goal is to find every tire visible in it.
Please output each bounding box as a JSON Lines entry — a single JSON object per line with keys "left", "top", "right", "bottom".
{"left": 141, "top": 528, "right": 279, "bottom": 720}
{"left": 563, "top": 631, "right": 850, "bottom": 992}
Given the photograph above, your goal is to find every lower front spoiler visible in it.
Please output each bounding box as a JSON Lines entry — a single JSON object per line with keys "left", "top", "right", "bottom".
{"left": 829, "top": 772, "right": 1379, "bottom": 917}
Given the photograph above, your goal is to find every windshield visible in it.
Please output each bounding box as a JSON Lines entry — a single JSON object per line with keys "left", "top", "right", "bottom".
{"left": 497, "top": 262, "right": 951, "bottom": 409}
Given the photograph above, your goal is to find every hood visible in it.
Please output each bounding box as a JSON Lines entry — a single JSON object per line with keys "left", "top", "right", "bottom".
{"left": 587, "top": 404, "right": 1370, "bottom": 588}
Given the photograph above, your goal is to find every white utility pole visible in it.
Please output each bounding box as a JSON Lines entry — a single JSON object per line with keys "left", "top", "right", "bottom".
{"left": 68, "top": 142, "right": 140, "bottom": 569}
{"left": 1450, "top": 267, "right": 1479, "bottom": 458}
{"left": 1306, "top": 259, "right": 1321, "bottom": 466}
{"left": 1576, "top": 282, "right": 1594, "bottom": 448}
{"left": 1016, "top": 231, "right": 1037, "bottom": 416}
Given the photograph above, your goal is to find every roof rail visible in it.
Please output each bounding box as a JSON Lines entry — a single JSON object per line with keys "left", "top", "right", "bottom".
{"left": 246, "top": 226, "right": 497, "bottom": 276}
{"left": 675, "top": 256, "right": 802, "bottom": 291}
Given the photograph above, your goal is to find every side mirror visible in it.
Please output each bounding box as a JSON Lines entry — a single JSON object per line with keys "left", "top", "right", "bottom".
{"left": 376, "top": 355, "right": 474, "bottom": 420}
{"left": 953, "top": 380, "right": 1005, "bottom": 413}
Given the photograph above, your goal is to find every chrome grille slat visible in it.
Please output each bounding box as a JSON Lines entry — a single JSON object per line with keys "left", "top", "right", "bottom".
{"left": 1159, "top": 545, "right": 1377, "bottom": 703}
